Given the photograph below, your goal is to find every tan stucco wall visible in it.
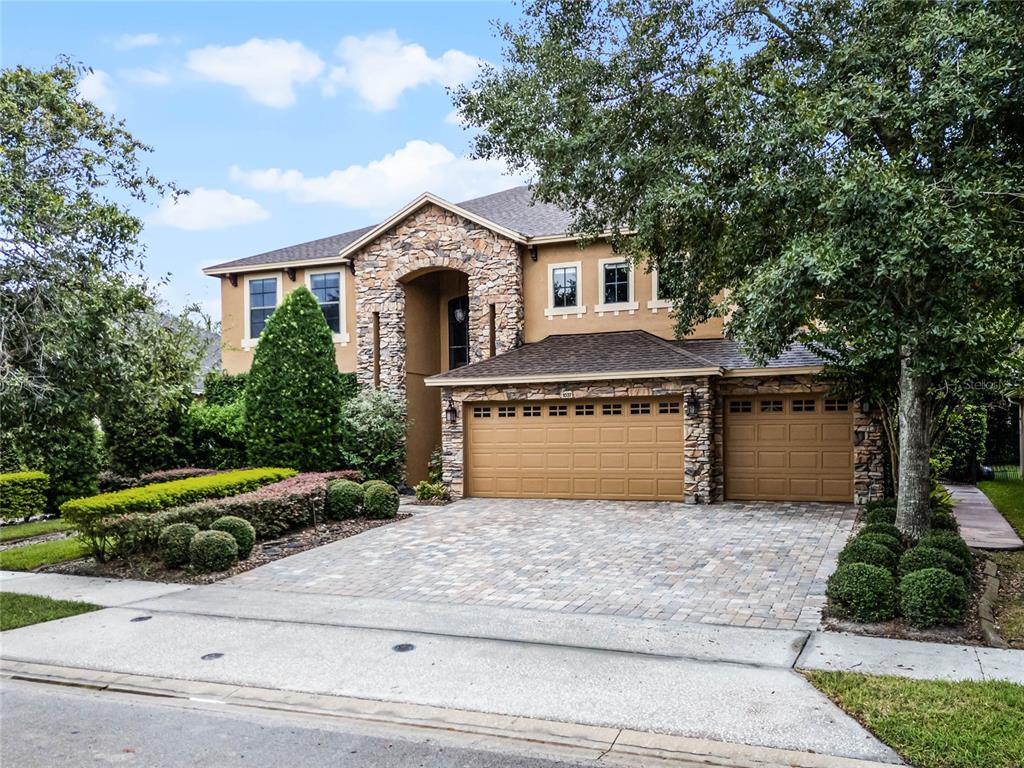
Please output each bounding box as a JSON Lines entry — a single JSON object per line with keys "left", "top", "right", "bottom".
{"left": 522, "top": 242, "right": 724, "bottom": 343}
{"left": 217, "top": 263, "right": 358, "bottom": 375}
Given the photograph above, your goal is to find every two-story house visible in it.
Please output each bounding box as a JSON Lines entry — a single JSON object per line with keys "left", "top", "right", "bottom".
{"left": 205, "top": 186, "right": 884, "bottom": 505}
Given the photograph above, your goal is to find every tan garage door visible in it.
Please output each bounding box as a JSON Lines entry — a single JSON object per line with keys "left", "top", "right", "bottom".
{"left": 724, "top": 395, "right": 853, "bottom": 502}
{"left": 465, "top": 397, "right": 685, "bottom": 501}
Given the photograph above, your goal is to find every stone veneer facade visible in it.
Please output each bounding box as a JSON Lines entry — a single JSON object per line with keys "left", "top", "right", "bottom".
{"left": 440, "top": 374, "right": 885, "bottom": 505}
{"left": 353, "top": 203, "right": 524, "bottom": 397}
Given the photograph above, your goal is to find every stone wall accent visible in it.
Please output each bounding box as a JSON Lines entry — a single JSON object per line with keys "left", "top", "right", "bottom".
{"left": 440, "top": 378, "right": 703, "bottom": 499}
{"left": 717, "top": 375, "right": 885, "bottom": 506}
{"left": 684, "top": 378, "right": 715, "bottom": 504}
{"left": 353, "top": 202, "right": 524, "bottom": 398}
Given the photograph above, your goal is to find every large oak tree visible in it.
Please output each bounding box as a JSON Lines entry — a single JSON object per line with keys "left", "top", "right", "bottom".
{"left": 456, "top": 0, "right": 1024, "bottom": 535}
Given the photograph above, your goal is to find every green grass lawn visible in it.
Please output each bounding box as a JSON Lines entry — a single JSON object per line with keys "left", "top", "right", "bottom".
{"left": 807, "top": 671, "right": 1024, "bottom": 768}
{"left": 0, "top": 537, "right": 87, "bottom": 571}
{"left": 0, "top": 592, "right": 98, "bottom": 631}
{"left": 978, "top": 477, "right": 1024, "bottom": 646}
{"left": 0, "top": 518, "right": 72, "bottom": 543}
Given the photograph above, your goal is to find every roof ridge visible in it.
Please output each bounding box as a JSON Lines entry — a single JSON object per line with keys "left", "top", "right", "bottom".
{"left": 637, "top": 331, "right": 721, "bottom": 368}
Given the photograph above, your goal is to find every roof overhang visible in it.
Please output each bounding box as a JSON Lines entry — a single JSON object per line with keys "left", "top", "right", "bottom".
{"left": 722, "top": 365, "right": 823, "bottom": 377}
{"left": 203, "top": 256, "right": 353, "bottom": 278}
{"left": 425, "top": 367, "right": 724, "bottom": 388}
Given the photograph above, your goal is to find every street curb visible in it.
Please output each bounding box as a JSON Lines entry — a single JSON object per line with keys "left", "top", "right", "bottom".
{"left": 979, "top": 558, "right": 1009, "bottom": 649}
{"left": 1, "top": 660, "right": 901, "bottom": 768}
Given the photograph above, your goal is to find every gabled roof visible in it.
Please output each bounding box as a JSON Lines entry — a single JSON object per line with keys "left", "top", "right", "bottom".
{"left": 204, "top": 185, "right": 576, "bottom": 275}
{"left": 425, "top": 332, "right": 825, "bottom": 387}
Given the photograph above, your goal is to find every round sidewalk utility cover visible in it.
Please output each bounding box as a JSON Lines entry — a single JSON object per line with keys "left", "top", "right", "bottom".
{"left": 201, "top": 653, "right": 224, "bottom": 661}
{"left": 392, "top": 643, "right": 415, "bottom": 653}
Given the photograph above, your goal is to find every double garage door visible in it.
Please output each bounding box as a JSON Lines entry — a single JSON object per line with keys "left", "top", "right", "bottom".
{"left": 464, "top": 393, "right": 854, "bottom": 503}
{"left": 465, "top": 397, "right": 685, "bottom": 501}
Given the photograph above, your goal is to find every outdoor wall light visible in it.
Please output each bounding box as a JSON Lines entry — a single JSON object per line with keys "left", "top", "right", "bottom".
{"left": 859, "top": 399, "right": 872, "bottom": 415}
{"left": 453, "top": 307, "right": 467, "bottom": 323}
{"left": 445, "top": 397, "right": 458, "bottom": 425}
{"left": 685, "top": 389, "right": 700, "bottom": 418}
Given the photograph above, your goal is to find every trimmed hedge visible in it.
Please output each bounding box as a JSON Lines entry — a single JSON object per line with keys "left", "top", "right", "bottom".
{"left": 98, "top": 467, "right": 217, "bottom": 494}
{"left": 930, "top": 507, "right": 960, "bottom": 533}
{"left": 838, "top": 538, "right": 898, "bottom": 574}
{"left": 211, "top": 516, "right": 256, "bottom": 559}
{"left": 899, "top": 568, "right": 968, "bottom": 628}
{"left": 158, "top": 523, "right": 199, "bottom": 568}
{"left": 362, "top": 480, "right": 391, "bottom": 493}
{"left": 364, "top": 483, "right": 400, "bottom": 519}
{"left": 190, "top": 530, "right": 238, "bottom": 573}
{"left": 917, "top": 531, "right": 973, "bottom": 570}
{"left": 62, "top": 467, "right": 295, "bottom": 560}
{"left": 864, "top": 506, "right": 897, "bottom": 526}
{"left": 898, "top": 545, "right": 971, "bottom": 585}
{"left": 326, "top": 479, "right": 364, "bottom": 520}
{"left": 0, "top": 471, "right": 49, "bottom": 521}
{"left": 826, "top": 563, "right": 896, "bottom": 622}
{"left": 855, "top": 532, "right": 903, "bottom": 557}
{"left": 859, "top": 522, "right": 903, "bottom": 542}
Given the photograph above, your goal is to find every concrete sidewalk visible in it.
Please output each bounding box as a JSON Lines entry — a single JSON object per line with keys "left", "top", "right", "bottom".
{"left": 1, "top": 570, "right": 188, "bottom": 606}
{"left": 945, "top": 483, "right": 1023, "bottom": 550}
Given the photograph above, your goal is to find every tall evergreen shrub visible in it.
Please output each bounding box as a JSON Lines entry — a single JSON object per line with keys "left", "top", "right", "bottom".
{"left": 244, "top": 287, "right": 344, "bottom": 471}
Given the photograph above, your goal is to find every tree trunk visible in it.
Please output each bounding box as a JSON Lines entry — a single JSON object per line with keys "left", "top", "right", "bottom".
{"left": 895, "top": 349, "right": 932, "bottom": 539}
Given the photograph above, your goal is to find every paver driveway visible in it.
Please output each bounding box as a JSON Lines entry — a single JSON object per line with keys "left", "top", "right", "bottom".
{"left": 228, "top": 498, "right": 856, "bottom": 630}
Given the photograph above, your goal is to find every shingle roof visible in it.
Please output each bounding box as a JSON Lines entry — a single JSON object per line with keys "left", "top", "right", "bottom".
{"left": 427, "top": 332, "right": 825, "bottom": 385}
{"left": 205, "top": 186, "right": 573, "bottom": 273}
{"left": 670, "top": 338, "right": 826, "bottom": 369}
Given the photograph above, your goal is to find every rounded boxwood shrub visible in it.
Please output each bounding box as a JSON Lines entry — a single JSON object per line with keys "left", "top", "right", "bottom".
{"left": 929, "top": 508, "right": 960, "bottom": 533}
{"left": 865, "top": 497, "right": 896, "bottom": 513}
{"left": 917, "top": 530, "right": 972, "bottom": 569}
{"left": 859, "top": 522, "right": 903, "bottom": 543}
{"left": 158, "top": 523, "right": 199, "bottom": 568}
{"left": 362, "top": 479, "right": 391, "bottom": 493}
{"left": 899, "top": 568, "right": 967, "bottom": 628}
{"left": 189, "top": 529, "right": 238, "bottom": 573}
{"left": 326, "top": 479, "right": 364, "bottom": 519}
{"left": 826, "top": 562, "right": 896, "bottom": 622}
{"left": 838, "top": 538, "right": 898, "bottom": 574}
{"left": 864, "top": 506, "right": 897, "bottom": 526}
{"left": 210, "top": 515, "right": 256, "bottom": 559}
{"left": 855, "top": 532, "right": 903, "bottom": 557}
{"left": 898, "top": 546, "right": 970, "bottom": 584}
{"left": 363, "top": 483, "right": 400, "bottom": 519}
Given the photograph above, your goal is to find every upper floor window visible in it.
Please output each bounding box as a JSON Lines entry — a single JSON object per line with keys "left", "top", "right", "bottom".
{"left": 545, "top": 261, "right": 586, "bottom": 317}
{"left": 647, "top": 267, "right": 672, "bottom": 312}
{"left": 248, "top": 277, "right": 278, "bottom": 341}
{"left": 309, "top": 272, "right": 341, "bottom": 333}
{"left": 603, "top": 262, "right": 629, "bottom": 303}
{"left": 553, "top": 266, "right": 578, "bottom": 308}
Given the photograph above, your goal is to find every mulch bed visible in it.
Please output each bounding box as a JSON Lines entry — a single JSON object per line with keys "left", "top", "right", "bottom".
{"left": 38, "top": 514, "right": 411, "bottom": 585}
{"left": 823, "top": 552, "right": 989, "bottom": 646}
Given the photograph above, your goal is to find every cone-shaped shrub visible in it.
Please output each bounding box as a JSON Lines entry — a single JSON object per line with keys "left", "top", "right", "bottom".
{"left": 245, "top": 287, "right": 345, "bottom": 471}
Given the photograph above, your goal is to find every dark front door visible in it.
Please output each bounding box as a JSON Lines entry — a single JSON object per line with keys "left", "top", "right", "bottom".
{"left": 448, "top": 295, "right": 469, "bottom": 369}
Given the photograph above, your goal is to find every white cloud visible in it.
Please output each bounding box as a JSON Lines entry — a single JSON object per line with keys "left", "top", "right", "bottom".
{"left": 186, "top": 38, "right": 324, "bottom": 107}
{"left": 444, "top": 108, "right": 467, "bottom": 127}
{"left": 115, "top": 32, "right": 163, "bottom": 50}
{"left": 121, "top": 68, "right": 171, "bottom": 86}
{"left": 78, "top": 70, "right": 116, "bottom": 112}
{"left": 229, "top": 139, "right": 524, "bottom": 212}
{"left": 324, "top": 30, "right": 482, "bottom": 111}
{"left": 152, "top": 188, "right": 270, "bottom": 231}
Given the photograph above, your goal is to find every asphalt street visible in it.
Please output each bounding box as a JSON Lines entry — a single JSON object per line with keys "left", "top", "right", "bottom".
{"left": 0, "top": 678, "right": 590, "bottom": 768}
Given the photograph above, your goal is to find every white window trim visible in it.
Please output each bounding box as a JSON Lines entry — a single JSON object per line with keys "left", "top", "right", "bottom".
{"left": 595, "top": 256, "right": 639, "bottom": 315}
{"left": 305, "top": 269, "right": 350, "bottom": 345}
{"left": 647, "top": 268, "right": 673, "bottom": 313}
{"left": 544, "top": 260, "right": 587, "bottom": 318}
{"left": 242, "top": 272, "right": 283, "bottom": 350}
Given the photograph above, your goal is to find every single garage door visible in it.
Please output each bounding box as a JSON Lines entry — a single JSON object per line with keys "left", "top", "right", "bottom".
{"left": 465, "top": 397, "right": 684, "bottom": 501}
{"left": 724, "top": 394, "right": 853, "bottom": 502}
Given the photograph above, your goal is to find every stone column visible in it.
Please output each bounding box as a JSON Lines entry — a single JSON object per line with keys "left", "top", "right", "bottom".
{"left": 854, "top": 402, "right": 885, "bottom": 505}
{"left": 440, "top": 387, "right": 465, "bottom": 498}
{"left": 684, "top": 377, "right": 715, "bottom": 504}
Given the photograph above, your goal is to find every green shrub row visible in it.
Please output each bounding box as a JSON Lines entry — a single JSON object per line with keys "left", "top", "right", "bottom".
{"left": 63, "top": 467, "right": 295, "bottom": 559}
{"left": 325, "top": 479, "right": 400, "bottom": 520}
{"left": 828, "top": 509, "right": 973, "bottom": 628}
{"left": 0, "top": 471, "right": 49, "bottom": 521}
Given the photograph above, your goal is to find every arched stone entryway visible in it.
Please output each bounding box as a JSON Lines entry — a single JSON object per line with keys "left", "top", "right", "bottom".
{"left": 351, "top": 202, "right": 525, "bottom": 484}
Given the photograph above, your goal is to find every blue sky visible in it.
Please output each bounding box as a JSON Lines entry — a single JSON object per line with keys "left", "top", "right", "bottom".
{"left": 2, "top": 1, "right": 524, "bottom": 319}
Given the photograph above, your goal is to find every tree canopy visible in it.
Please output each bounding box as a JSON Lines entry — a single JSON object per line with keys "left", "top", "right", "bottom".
{"left": 457, "top": 0, "right": 1024, "bottom": 534}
